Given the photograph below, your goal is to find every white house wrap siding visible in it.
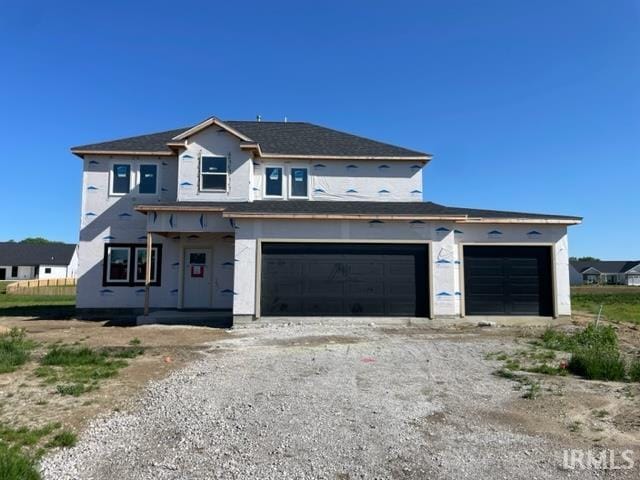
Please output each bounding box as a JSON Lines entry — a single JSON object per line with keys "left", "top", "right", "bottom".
{"left": 72, "top": 117, "right": 579, "bottom": 321}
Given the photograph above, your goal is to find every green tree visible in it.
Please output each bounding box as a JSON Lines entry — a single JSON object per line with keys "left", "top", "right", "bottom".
{"left": 19, "top": 237, "right": 63, "bottom": 245}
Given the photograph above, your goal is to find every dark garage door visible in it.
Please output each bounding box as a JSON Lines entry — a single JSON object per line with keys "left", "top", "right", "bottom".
{"left": 261, "top": 243, "right": 429, "bottom": 317}
{"left": 464, "top": 246, "right": 553, "bottom": 316}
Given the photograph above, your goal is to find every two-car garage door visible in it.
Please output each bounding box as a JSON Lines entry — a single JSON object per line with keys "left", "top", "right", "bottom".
{"left": 260, "top": 243, "right": 429, "bottom": 317}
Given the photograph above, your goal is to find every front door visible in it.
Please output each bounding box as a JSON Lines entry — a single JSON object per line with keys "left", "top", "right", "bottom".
{"left": 0, "top": 268, "right": 5, "bottom": 280}
{"left": 182, "top": 249, "right": 213, "bottom": 309}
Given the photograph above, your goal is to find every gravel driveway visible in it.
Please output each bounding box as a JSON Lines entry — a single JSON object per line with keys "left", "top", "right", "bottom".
{"left": 42, "top": 324, "right": 635, "bottom": 479}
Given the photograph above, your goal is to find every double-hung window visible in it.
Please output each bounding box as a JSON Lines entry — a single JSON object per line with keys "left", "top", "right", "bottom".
{"left": 111, "top": 164, "right": 131, "bottom": 195}
{"left": 200, "top": 156, "right": 228, "bottom": 191}
{"left": 289, "top": 167, "right": 309, "bottom": 198}
{"left": 265, "top": 166, "right": 284, "bottom": 197}
{"left": 139, "top": 164, "right": 158, "bottom": 194}
{"left": 103, "top": 244, "right": 162, "bottom": 286}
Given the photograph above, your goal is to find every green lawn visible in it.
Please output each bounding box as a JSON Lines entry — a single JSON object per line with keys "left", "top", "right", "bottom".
{"left": 0, "top": 281, "right": 75, "bottom": 318}
{"left": 571, "top": 287, "right": 640, "bottom": 324}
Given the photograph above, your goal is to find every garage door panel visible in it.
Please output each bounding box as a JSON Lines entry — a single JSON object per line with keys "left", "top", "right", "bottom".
{"left": 261, "top": 243, "right": 428, "bottom": 317}
{"left": 464, "top": 246, "right": 552, "bottom": 316}
{"left": 345, "top": 281, "right": 384, "bottom": 296}
{"left": 302, "top": 299, "right": 345, "bottom": 315}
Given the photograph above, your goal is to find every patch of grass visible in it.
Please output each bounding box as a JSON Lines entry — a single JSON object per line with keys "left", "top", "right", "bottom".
{"left": 42, "top": 345, "right": 106, "bottom": 366}
{"left": 571, "top": 289, "right": 640, "bottom": 324}
{"left": 525, "top": 364, "right": 567, "bottom": 376}
{"left": 0, "top": 293, "right": 75, "bottom": 319}
{"left": 522, "top": 381, "right": 541, "bottom": 399}
{"left": 0, "top": 423, "right": 60, "bottom": 448}
{"left": 593, "top": 409, "right": 609, "bottom": 418}
{"left": 103, "top": 346, "right": 145, "bottom": 359}
{"left": 629, "top": 360, "right": 640, "bottom": 383}
{"left": 540, "top": 325, "right": 618, "bottom": 353}
{"left": 38, "top": 344, "right": 141, "bottom": 396}
{"left": 568, "top": 420, "right": 582, "bottom": 433}
{"left": 569, "top": 349, "right": 626, "bottom": 381}
{"left": 504, "top": 359, "right": 520, "bottom": 371}
{"left": 0, "top": 444, "right": 41, "bottom": 480}
{"left": 525, "top": 349, "right": 556, "bottom": 361}
{"left": 494, "top": 368, "right": 520, "bottom": 380}
{"left": 0, "top": 328, "right": 36, "bottom": 374}
{"left": 539, "top": 325, "right": 636, "bottom": 381}
{"left": 129, "top": 337, "right": 142, "bottom": 346}
{"left": 56, "top": 383, "right": 88, "bottom": 396}
{"left": 45, "top": 430, "right": 77, "bottom": 448}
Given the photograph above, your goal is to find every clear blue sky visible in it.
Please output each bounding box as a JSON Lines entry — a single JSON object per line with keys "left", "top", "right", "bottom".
{"left": 0, "top": 1, "right": 638, "bottom": 258}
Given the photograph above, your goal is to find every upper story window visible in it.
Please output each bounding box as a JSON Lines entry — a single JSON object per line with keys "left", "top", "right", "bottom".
{"left": 111, "top": 164, "right": 131, "bottom": 195}
{"left": 200, "top": 156, "right": 228, "bottom": 192}
{"left": 265, "top": 166, "right": 283, "bottom": 197}
{"left": 290, "top": 167, "right": 308, "bottom": 198}
{"left": 139, "top": 164, "right": 158, "bottom": 194}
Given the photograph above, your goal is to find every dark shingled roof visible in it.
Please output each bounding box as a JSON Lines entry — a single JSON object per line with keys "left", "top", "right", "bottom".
{"left": 0, "top": 243, "right": 77, "bottom": 267}
{"left": 571, "top": 260, "right": 640, "bottom": 274}
{"left": 72, "top": 121, "right": 428, "bottom": 158}
{"left": 139, "top": 201, "right": 582, "bottom": 221}
{"left": 225, "top": 121, "right": 427, "bottom": 157}
{"left": 72, "top": 128, "right": 187, "bottom": 154}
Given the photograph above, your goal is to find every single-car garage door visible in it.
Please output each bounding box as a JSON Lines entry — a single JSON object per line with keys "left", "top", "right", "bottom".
{"left": 464, "top": 246, "right": 553, "bottom": 316}
{"left": 261, "top": 243, "right": 429, "bottom": 317}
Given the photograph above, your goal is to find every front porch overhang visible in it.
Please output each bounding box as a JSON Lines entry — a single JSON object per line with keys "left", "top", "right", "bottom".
{"left": 136, "top": 201, "right": 582, "bottom": 226}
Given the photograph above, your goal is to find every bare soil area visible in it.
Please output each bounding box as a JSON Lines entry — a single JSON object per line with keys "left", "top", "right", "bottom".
{"left": 0, "top": 317, "right": 228, "bottom": 431}
{"left": 38, "top": 319, "right": 639, "bottom": 479}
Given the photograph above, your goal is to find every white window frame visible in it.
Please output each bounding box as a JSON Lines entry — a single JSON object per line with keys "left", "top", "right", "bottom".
{"left": 106, "top": 246, "right": 131, "bottom": 283}
{"left": 264, "top": 164, "right": 285, "bottom": 199}
{"left": 109, "top": 162, "right": 133, "bottom": 196}
{"left": 288, "top": 166, "right": 309, "bottom": 199}
{"left": 137, "top": 163, "right": 160, "bottom": 196}
{"left": 134, "top": 247, "right": 158, "bottom": 283}
{"left": 199, "top": 155, "right": 229, "bottom": 192}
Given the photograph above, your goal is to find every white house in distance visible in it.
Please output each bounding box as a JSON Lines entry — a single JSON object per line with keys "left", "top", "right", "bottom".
{"left": 0, "top": 243, "right": 78, "bottom": 281}
{"left": 570, "top": 260, "right": 640, "bottom": 286}
{"left": 71, "top": 116, "right": 581, "bottom": 323}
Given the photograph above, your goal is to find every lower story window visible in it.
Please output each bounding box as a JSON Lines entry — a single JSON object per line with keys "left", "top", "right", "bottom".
{"left": 103, "top": 244, "right": 162, "bottom": 286}
{"left": 135, "top": 247, "right": 158, "bottom": 283}
{"left": 11, "top": 266, "right": 18, "bottom": 277}
{"left": 44, "top": 267, "right": 52, "bottom": 274}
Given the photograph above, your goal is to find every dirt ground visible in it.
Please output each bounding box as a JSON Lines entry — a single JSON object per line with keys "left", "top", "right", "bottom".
{"left": 2, "top": 314, "right": 640, "bottom": 478}
{"left": 40, "top": 320, "right": 640, "bottom": 479}
{"left": 0, "top": 317, "right": 229, "bottom": 431}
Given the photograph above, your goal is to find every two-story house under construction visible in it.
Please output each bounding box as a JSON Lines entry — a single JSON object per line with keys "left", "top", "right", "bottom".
{"left": 72, "top": 116, "right": 581, "bottom": 323}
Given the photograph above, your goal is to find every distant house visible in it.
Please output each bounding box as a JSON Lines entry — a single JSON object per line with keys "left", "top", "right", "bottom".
{"left": 570, "top": 260, "right": 640, "bottom": 286}
{"left": 0, "top": 243, "right": 79, "bottom": 281}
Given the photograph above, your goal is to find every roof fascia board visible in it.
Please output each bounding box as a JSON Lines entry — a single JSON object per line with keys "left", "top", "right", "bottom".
{"left": 172, "top": 117, "right": 253, "bottom": 142}
{"left": 223, "top": 212, "right": 469, "bottom": 220}
{"left": 458, "top": 217, "right": 581, "bottom": 225}
{"left": 71, "top": 149, "right": 175, "bottom": 158}
{"left": 257, "top": 153, "right": 432, "bottom": 161}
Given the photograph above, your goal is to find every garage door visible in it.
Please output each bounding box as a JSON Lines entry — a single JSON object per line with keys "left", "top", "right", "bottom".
{"left": 464, "top": 246, "right": 553, "bottom": 316}
{"left": 261, "top": 243, "right": 429, "bottom": 317}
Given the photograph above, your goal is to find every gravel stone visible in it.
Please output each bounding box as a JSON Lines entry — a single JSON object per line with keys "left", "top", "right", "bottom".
{"left": 41, "top": 324, "right": 629, "bottom": 479}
